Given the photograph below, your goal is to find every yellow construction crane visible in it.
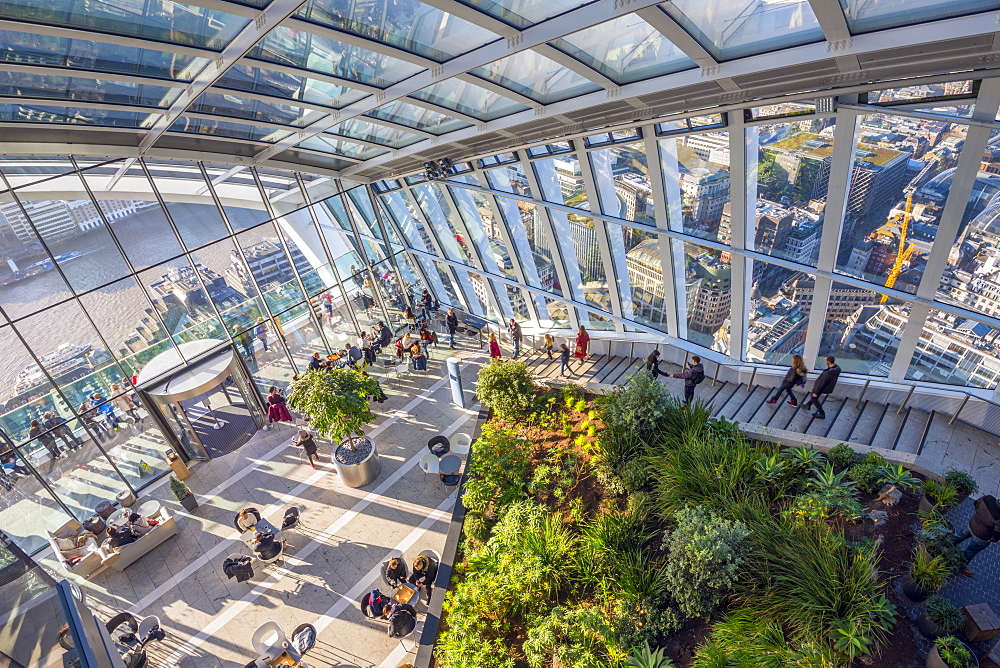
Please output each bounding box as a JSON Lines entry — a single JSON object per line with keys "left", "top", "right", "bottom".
{"left": 881, "top": 193, "right": 913, "bottom": 303}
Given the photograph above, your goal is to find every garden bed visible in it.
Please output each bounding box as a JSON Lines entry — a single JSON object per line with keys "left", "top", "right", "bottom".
{"left": 434, "top": 361, "right": 978, "bottom": 668}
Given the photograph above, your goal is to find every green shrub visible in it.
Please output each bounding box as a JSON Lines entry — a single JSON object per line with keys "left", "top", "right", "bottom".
{"left": 690, "top": 609, "right": 837, "bottom": 668}
{"left": 944, "top": 468, "right": 978, "bottom": 496}
{"left": 562, "top": 384, "right": 585, "bottom": 408}
{"left": 600, "top": 371, "right": 675, "bottom": 440}
{"left": 923, "top": 480, "right": 960, "bottom": 509}
{"left": 626, "top": 643, "right": 675, "bottom": 668}
{"left": 935, "top": 636, "right": 975, "bottom": 668}
{"left": 909, "top": 545, "right": 951, "bottom": 592}
{"left": 524, "top": 606, "right": 621, "bottom": 668}
{"left": 827, "top": 443, "right": 858, "bottom": 469}
{"left": 591, "top": 461, "right": 626, "bottom": 496}
{"left": 781, "top": 446, "right": 828, "bottom": 478}
{"left": 594, "top": 422, "right": 645, "bottom": 473}
{"left": 878, "top": 463, "right": 921, "bottom": 492}
{"left": 663, "top": 507, "right": 749, "bottom": 619}
{"left": 610, "top": 597, "right": 683, "bottom": 652}
{"left": 659, "top": 399, "right": 715, "bottom": 445}
{"left": 786, "top": 489, "right": 864, "bottom": 523}
{"left": 807, "top": 463, "right": 856, "bottom": 494}
{"left": 917, "top": 513, "right": 967, "bottom": 571}
{"left": 620, "top": 457, "right": 650, "bottom": 492}
{"left": 461, "top": 425, "right": 532, "bottom": 522}
{"left": 576, "top": 507, "right": 652, "bottom": 590}
{"left": 924, "top": 595, "right": 964, "bottom": 634}
{"left": 476, "top": 359, "right": 536, "bottom": 421}
{"left": 861, "top": 451, "right": 887, "bottom": 467}
{"left": 847, "top": 462, "right": 882, "bottom": 493}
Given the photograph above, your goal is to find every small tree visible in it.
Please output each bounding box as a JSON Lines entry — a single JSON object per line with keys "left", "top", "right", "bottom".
{"left": 288, "top": 369, "right": 380, "bottom": 450}
{"left": 169, "top": 475, "right": 190, "bottom": 500}
{"left": 475, "top": 359, "right": 536, "bottom": 422}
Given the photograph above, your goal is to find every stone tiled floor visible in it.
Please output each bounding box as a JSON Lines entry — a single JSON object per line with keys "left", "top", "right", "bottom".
{"left": 41, "top": 340, "right": 486, "bottom": 668}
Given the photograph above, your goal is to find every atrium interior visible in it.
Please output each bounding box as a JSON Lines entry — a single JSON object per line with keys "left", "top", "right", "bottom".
{"left": 6, "top": 0, "right": 1000, "bottom": 666}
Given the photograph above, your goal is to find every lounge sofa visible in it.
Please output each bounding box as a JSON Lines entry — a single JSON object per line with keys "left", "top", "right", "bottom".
{"left": 47, "top": 520, "right": 105, "bottom": 578}
{"left": 103, "top": 506, "right": 178, "bottom": 572}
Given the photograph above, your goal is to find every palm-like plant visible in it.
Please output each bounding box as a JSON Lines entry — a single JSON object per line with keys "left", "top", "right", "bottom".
{"left": 878, "top": 464, "right": 921, "bottom": 492}
{"left": 626, "top": 643, "right": 675, "bottom": 668}
{"left": 807, "top": 463, "right": 856, "bottom": 494}
{"left": 909, "top": 546, "right": 952, "bottom": 592}
{"left": 782, "top": 446, "right": 827, "bottom": 475}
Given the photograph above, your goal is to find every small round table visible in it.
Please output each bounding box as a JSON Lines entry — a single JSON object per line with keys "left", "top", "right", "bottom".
{"left": 438, "top": 454, "right": 461, "bottom": 476}
{"left": 136, "top": 499, "right": 161, "bottom": 518}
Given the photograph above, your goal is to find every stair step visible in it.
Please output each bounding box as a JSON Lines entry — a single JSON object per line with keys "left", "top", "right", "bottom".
{"left": 869, "top": 405, "right": 907, "bottom": 449}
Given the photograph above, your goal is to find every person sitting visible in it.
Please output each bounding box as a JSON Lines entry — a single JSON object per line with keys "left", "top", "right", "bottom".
{"left": 251, "top": 531, "right": 285, "bottom": 561}
{"left": 410, "top": 342, "right": 427, "bottom": 371}
{"left": 419, "top": 326, "right": 436, "bottom": 349}
{"left": 384, "top": 556, "right": 408, "bottom": 588}
{"left": 345, "top": 342, "right": 363, "bottom": 367}
{"left": 1, "top": 453, "right": 28, "bottom": 477}
{"left": 403, "top": 306, "right": 416, "bottom": 321}
{"left": 363, "top": 588, "right": 391, "bottom": 618}
{"left": 409, "top": 555, "right": 436, "bottom": 604}
{"left": 386, "top": 603, "right": 417, "bottom": 638}
{"left": 106, "top": 525, "right": 139, "bottom": 550}
{"left": 127, "top": 512, "right": 154, "bottom": 536}
{"left": 308, "top": 352, "right": 324, "bottom": 371}
{"left": 236, "top": 508, "right": 261, "bottom": 532}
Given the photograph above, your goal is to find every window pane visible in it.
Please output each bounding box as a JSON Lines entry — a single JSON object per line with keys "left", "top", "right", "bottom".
{"left": 472, "top": 51, "right": 601, "bottom": 104}
{"left": 0, "top": 198, "right": 76, "bottom": 319}
{"left": 203, "top": 165, "right": 271, "bottom": 231}
{"left": 533, "top": 154, "right": 590, "bottom": 211}
{"left": 410, "top": 80, "right": 529, "bottom": 121}
{"left": 591, "top": 142, "right": 655, "bottom": 226}
{"left": 660, "top": 129, "right": 730, "bottom": 239}
{"left": 683, "top": 241, "right": 731, "bottom": 354}
{"left": 215, "top": 63, "right": 369, "bottom": 109}
{"left": 814, "top": 281, "right": 895, "bottom": 373}
{"left": 366, "top": 100, "right": 472, "bottom": 134}
{"left": 624, "top": 231, "right": 668, "bottom": 330}
{"left": 840, "top": 0, "right": 1000, "bottom": 33}
{"left": 906, "top": 308, "right": 1000, "bottom": 388}
{"left": 748, "top": 261, "right": 811, "bottom": 364}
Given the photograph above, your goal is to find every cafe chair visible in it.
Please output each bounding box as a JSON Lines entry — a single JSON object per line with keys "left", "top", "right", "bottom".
{"left": 418, "top": 453, "right": 440, "bottom": 476}
{"left": 427, "top": 435, "right": 450, "bottom": 458}
{"left": 251, "top": 621, "right": 288, "bottom": 660}
{"left": 381, "top": 555, "right": 409, "bottom": 588}
{"left": 280, "top": 507, "right": 300, "bottom": 531}
{"left": 387, "top": 604, "right": 417, "bottom": 638}
{"left": 451, "top": 433, "right": 472, "bottom": 456}
{"left": 233, "top": 507, "right": 261, "bottom": 532}
{"left": 289, "top": 622, "right": 317, "bottom": 656}
{"left": 440, "top": 473, "right": 461, "bottom": 486}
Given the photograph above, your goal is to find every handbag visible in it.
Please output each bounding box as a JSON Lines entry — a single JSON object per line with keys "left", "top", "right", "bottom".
{"left": 573, "top": 345, "right": 586, "bottom": 359}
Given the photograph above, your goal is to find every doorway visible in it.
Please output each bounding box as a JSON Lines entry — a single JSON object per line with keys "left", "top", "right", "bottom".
{"left": 136, "top": 339, "right": 266, "bottom": 462}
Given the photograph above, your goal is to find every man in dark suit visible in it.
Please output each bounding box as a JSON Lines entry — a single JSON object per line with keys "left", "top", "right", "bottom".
{"left": 801, "top": 355, "right": 841, "bottom": 419}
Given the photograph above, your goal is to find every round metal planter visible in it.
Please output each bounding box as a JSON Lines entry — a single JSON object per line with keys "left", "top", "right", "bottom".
{"left": 334, "top": 436, "right": 380, "bottom": 488}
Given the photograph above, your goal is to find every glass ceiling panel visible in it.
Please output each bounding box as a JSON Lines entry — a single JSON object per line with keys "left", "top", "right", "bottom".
{"left": 249, "top": 27, "right": 424, "bottom": 88}
{"left": 0, "top": 103, "right": 154, "bottom": 127}
{"left": 295, "top": 0, "right": 500, "bottom": 62}
{"left": 471, "top": 50, "right": 601, "bottom": 104}
{"left": 0, "top": 0, "right": 249, "bottom": 50}
{"left": 661, "top": 0, "right": 824, "bottom": 61}
{"left": 190, "top": 91, "right": 322, "bottom": 128}
{"left": 169, "top": 116, "right": 292, "bottom": 143}
{"left": 453, "top": 0, "right": 599, "bottom": 29}
{"left": 551, "top": 14, "right": 695, "bottom": 85}
{"left": 0, "top": 71, "right": 180, "bottom": 107}
{"left": 214, "top": 63, "right": 369, "bottom": 109}
{"left": 839, "top": 0, "right": 1000, "bottom": 33}
{"left": 366, "top": 99, "right": 471, "bottom": 134}
{"left": 298, "top": 134, "right": 390, "bottom": 160}
{"left": 409, "top": 79, "right": 528, "bottom": 121}
{"left": 328, "top": 118, "right": 425, "bottom": 148}
{"left": 0, "top": 31, "right": 209, "bottom": 81}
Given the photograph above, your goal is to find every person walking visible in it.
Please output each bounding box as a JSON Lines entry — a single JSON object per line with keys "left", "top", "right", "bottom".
{"left": 646, "top": 349, "right": 662, "bottom": 377}
{"left": 559, "top": 343, "right": 571, "bottom": 376}
{"left": 445, "top": 309, "right": 459, "bottom": 348}
{"left": 266, "top": 386, "right": 292, "bottom": 429}
{"left": 43, "top": 412, "right": 81, "bottom": 451}
{"left": 488, "top": 333, "right": 502, "bottom": 359}
{"left": 671, "top": 356, "right": 705, "bottom": 404}
{"left": 29, "top": 419, "right": 61, "bottom": 459}
{"left": 233, "top": 325, "right": 255, "bottom": 362}
{"left": 255, "top": 318, "right": 269, "bottom": 352}
{"left": 954, "top": 494, "right": 1000, "bottom": 576}
{"left": 111, "top": 383, "right": 141, "bottom": 423}
{"left": 542, "top": 333, "right": 554, "bottom": 359}
{"left": 79, "top": 399, "right": 110, "bottom": 443}
{"left": 801, "top": 356, "right": 841, "bottom": 419}
{"left": 292, "top": 429, "right": 320, "bottom": 469}
{"left": 765, "top": 354, "right": 808, "bottom": 407}
{"left": 574, "top": 325, "right": 590, "bottom": 361}
{"left": 508, "top": 319, "right": 522, "bottom": 358}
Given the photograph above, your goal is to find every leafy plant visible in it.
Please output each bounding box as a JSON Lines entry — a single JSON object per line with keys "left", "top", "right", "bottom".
{"left": 935, "top": 636, "right": 975, "bottom": 668}
{"left": 847, "top": 462, "right": 882, "bottom": 494}
{"left": 909, "top": 545, "right": 952, "bottom": 592}
{"left": 924, "top": 595, "right": 964, "bottom": 634}
{"left": 827, "top": 443, "right": 858, "bottom": 469}
{"left": 663, "top": 507, "right": 749, "bottom": 619}
{"left": 917, "top": 513, "right": 967, "bottom": 571}
{"left": 600, "top": 371, "right": 675, "bottom": 440}
{"left": 944, "top": 468, "right": 979, "bottom": 497}
{"left": 807, "top": 463, "right": 856, "bottom": 494}
{"left": 924, "top": 480, "right": 960, "bottom": 510}
{"left": 787, "top": 488, "right": 865, "bottom": 523}
{"left": 475, "top": 359, "right": 536, "bottom": 421}
{"left": 169, "top": 475, "right": 190, "bottom": 501}
{"left": 523, "top": 606, "right": 620, "bottom": 668}
{"left": 781, "top": 446, "right": 828, "bottom": 475}
{"left": 878, "top": 463, "right": 921, "bottom": 492}
{"left": 288, "top": 369, "right": 379, "bottom": 449}
{"left": 626, "top": 643, "right": 675, "bottom": 668}
{"left": 861, "top": 451, "right": 887, "bottom": 467}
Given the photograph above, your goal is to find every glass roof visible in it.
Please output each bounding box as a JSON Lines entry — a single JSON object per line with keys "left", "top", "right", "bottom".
{"left": 190, "top": 92, "right": 324, "bottom": 128}
{"left": 295, "top": 0, "right": 501, "bottom": 62}
{"left": 661, "top": 0, "right": 824, "bottom": 61}
{"left": 409, "top": 79, "right": 529, "bottom": 120}
{"left": 0, "top": 103, "right": 157, "bottom": 127}
{"left": 0, "top": 0, "right": 250, "bottom": 51}
{"left": 453, "top": 0, "right": 600, "bottom": 29}
{"left": 249, "top": 26, "right": 424, "bottom": 89}
{"left": 366, "top": 99, "right": 472, "bottom": 134}
{"left": 839, "top": 0, "right": 1000, "bottom": 34}
{"left": 299, "top": 134, "right": 390, "bottom": 160}
{"left": 328, "top": 118, "right": 426, "bottom": 148}
{"left": 0, "top": 31, "right": 209, "bottom": 81}
{"left": 169, "top": 116, "right": 293, "bottom": 143}
{"left": 471, "top": 50, "right": 602, "bottom": 104}
{"left": 214, "top": 63, "right": 370, "bottom": 110}
{"left": 551, "top": 14, "right": 696, "bottom": 85}
{"left": 0, "top": 71, "right": 181, "bottom": 107}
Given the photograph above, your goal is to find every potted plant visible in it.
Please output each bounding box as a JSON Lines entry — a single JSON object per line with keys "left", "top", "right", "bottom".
{"left": 927, "top": 635, "right": 978, "bottom": 668}
{"left": 919, "top": 595, "right": 965, "bottom": 639}
{"left": 170, "top": 475, "right": 198, "bottom": 512}
{"left": 944, "top": 468, "right": 979, "bottom": 504}
{"left": 288, "top": 369, "right": 382, "bottom": 488}
{"left": 904, "top": 546, "right": 952, "bottom": 602}
{"left": 920, "top": 480, "right": 960, "bottom": 514}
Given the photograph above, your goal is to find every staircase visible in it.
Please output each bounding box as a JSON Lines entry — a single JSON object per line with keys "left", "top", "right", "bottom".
{"left": 510, "top": 347, "right": 998, "bottom": 490}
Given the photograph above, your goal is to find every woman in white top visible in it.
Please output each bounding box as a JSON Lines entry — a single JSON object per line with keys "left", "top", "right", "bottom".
{"left": 110, "top": 383, "right": 139, "bottom": 422}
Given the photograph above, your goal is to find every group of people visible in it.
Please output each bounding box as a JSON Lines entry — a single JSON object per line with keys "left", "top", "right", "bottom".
{"left": 490, "top": 324, "right": 592, "bottom": 378}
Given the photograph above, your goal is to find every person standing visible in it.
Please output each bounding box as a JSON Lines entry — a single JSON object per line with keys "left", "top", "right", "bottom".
{"left": 542, "top": 333, "right": 554, "bottom": 359}
{"left": 559, "top": 343, "right": 571, "bottom": 376}
{"left": 954, "top": 494, "right": 1000, "bottom": 576}
{"left": 646, "top": 349, "right": 662, "bottom": 378}
{"left": 488, "top": 333, "right": 502, "bottom": 359}
{"left": 43, "top": 412, "right": 81, "bottom": 451}
{"left": 801, "top": 356, "right": 841, "bottom": 419}
{"left": 445, "top": 309, "right": 459, "bottom": 349}
{"left": 765, "top": 354, "right": 808, "bottom": 407}
{"left": 671, "top": 356, "right": 705, "bottom": 405}
{"left": 508, "top": 319, "right": 522, "bottom": 358}
{"left": 111, "top": 383, "right": 140, "bottom": 423}
{"left": 29, "top": 419, "right": 61, "bottom": 459}
{"left": 92, "top": 392, "right": 121, "bottom": 430}
{"left": 420, "top": 289, "right": 433, "bottom": 321}
{"left": 255, "top": 318, "right": 269, "bottom": 352}
{"left": 574, "top": 325, "right": 590, "bottom": 362}
{"left": 233, "top": 325, "right": 255, "bottom": 362}
{"left": 293, "top": 429, "right": 320, "bottom": 469}
{"left": 79, "top": 399, "right": 110, "bottom": 443}
{"left": 266, "top": 386, "right": 292, "bottom": 429}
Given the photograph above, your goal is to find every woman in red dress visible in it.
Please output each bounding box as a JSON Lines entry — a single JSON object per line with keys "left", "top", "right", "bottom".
{"left": 574, "top": 325, "right": 590, "bottom": 359}
{"left": 266, "top": 386, "right": 293, "bottom": 428}
{"left": 488, "top": 333, "right": 502, "bottom": 359}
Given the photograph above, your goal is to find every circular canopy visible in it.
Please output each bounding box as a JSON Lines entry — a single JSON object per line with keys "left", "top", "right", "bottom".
{"left": 138, "top": 340, "right": 235, "bottom": 402}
